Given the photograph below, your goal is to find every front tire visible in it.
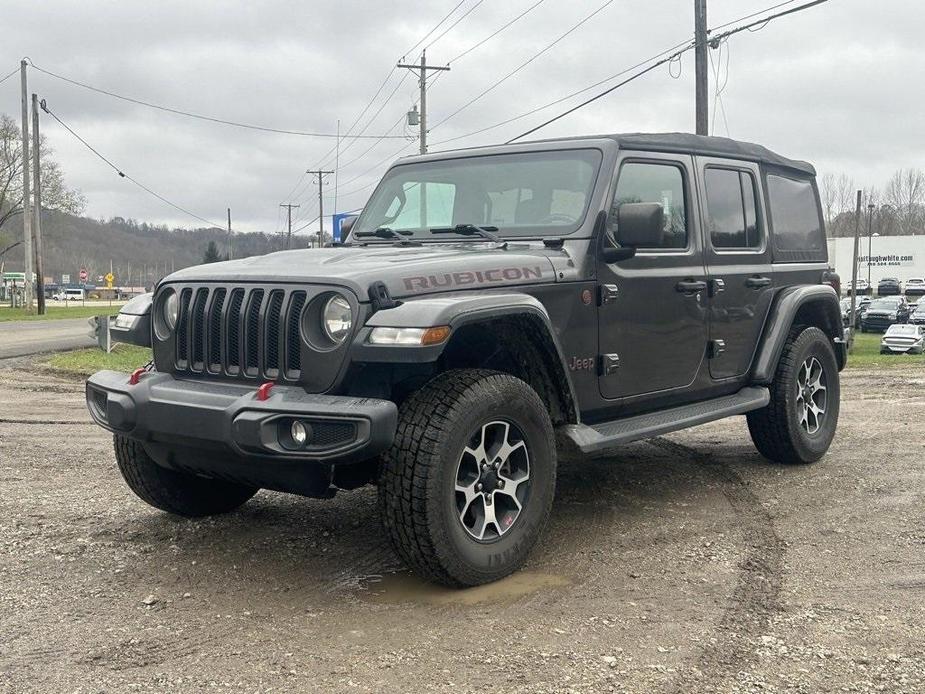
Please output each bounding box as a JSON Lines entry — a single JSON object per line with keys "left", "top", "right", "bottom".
{"left": 747, "top": 326, "right": 840, "bottom": 465}
{"left": 378, "top": 370, "right": 556, "bottom": 587}
{"left": 114, "top": 435, "right": 258, "bottom": 517}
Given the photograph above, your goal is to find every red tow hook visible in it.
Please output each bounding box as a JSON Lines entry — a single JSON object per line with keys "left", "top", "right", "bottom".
{"left": 128, "top": 368, "right": 147, "bottom": 385}
{"left": 256, "top": 382, "right": 274, "bottom": 401}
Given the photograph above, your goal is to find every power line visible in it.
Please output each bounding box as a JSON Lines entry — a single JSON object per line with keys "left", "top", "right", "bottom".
{"left": 40, "top": 100, "right": 225, "bottom": 229}
{"left": 430, "top": 38, "right": 693, "bottom": 147}
{"left": 425, "top": 0, "right": 487, "bottom": 50}
{"left": 447, "top": 0, "right": 548, "bottom": 64}
{"left": 506, "top": 0, "right": 830, "bottom": 143}
{"left": 429, "top": 0, "right": 617, "bottom": 131}
{"left": 0, "top": 66, "right": 18, "bottom": 85}
{"left": 403, "top": 0, "right": 468, "bottom": 60}
{"left": 709, "top": 0, "right": 829, "bottom": 43}
{"left": 27, "top": 61, "right": 406, "bottom": 140}
{"left": 709, "top": 0, "right": 799, "bottom": 31}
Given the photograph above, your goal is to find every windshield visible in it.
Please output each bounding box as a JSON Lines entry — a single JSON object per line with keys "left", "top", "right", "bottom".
{"left": 351, "top": 149, "right": 602, "bottom": 240}
{"left": 869, "top": 298, "right": 901, "bottom": 310}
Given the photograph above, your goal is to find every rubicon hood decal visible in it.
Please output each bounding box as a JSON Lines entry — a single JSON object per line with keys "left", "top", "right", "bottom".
{"left": 402, "top": 266, "right": 546, "bottom": 292}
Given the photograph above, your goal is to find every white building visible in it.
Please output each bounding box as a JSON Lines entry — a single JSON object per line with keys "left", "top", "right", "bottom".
{"left": 827, "top": 235, "right": 925, "bottom": 285}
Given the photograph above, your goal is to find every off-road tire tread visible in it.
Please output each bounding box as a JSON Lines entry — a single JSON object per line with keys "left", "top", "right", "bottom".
{"left": 747, "top": 326, "right": 834, "bottom": 465}
{"left": 114, "top": 435, "right": 258, "bottom": 517}
{"left": 378, "top": 369, "right": 555, "bottom": 587}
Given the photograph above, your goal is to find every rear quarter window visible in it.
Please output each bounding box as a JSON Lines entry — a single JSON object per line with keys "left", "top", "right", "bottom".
{"left": 766, "top": 173, "right": 825, "bottom": 260}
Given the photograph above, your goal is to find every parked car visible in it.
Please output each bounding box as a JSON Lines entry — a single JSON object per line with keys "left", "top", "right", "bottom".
{"left": 841, "top": 296, "right": 871, "bottom": 328}
{"left": 905, "top": 277, "right": 925, "bottom": 296}
{"left": 861, "top": 296, "right": 911, "bottom": 332}
{"left": 846, "top": 278, "right": 870, "bottom": 295}
{"left": 909, "top": 303, "right": 925, "bottom": 325}
{"left": 54, "top": 288, "right": 85, "bottom": 301}
{"left": 878, "top": 277, "right": 902, "bottom": 296}
{"left": 84, "top": 133, "right": 847, "bottom": 587}
{"left": 880, "top": 324, "right": 925, "bottom": 354}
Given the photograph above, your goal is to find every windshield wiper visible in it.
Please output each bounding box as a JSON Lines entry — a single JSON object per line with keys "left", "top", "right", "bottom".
{"left": 353, "top": 226, "right": 413, "bottom": 241}
{"left": 429, "top": 224, "right": 505, "bottom": 246}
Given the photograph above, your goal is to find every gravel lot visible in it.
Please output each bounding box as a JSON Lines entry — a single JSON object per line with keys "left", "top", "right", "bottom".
{"left": 1, "top": 361, "right": 923, "bottom": 693}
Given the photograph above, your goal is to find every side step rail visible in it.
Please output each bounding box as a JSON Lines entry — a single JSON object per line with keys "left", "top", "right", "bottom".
{"left": 560, "top": 386, "right": 770, "bottom": 455}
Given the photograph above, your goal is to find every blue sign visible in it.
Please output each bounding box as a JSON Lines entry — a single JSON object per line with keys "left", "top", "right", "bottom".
{"left": 332, "top": 212, "right": 360, "bottom": 243}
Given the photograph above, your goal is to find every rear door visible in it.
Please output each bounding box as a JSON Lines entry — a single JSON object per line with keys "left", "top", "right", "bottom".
{"left": 597, "top": 152, "right": 709, "bottom": 400}
{"left": 697, "top": 158, "right": 774, "bottom": 380}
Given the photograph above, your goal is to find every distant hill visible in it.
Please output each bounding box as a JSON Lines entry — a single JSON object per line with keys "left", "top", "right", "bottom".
{"left": 0, "top": 210, "right": 318, "bottom": 287}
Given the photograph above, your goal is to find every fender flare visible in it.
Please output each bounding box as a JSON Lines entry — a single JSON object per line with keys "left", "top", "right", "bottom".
{"left": 751, "top": 284, "right": 846, "bottom": 383}
{"left": 351, "top": 292, "right": 579, "bottom": 421}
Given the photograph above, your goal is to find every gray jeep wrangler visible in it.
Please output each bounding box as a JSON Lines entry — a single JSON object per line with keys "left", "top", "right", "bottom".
{"left": 87, "top": 133, "right": 846, "bottom": 587}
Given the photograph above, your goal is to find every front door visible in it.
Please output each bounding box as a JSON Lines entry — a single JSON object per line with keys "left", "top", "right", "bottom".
{"left": 696, "top": 158, "right": 774, "bottom": 379}
{"left": 597, "top": 152, "right": 709, "bottom": 400}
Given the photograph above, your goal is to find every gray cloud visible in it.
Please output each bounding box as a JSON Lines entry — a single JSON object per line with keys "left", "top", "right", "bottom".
{"left": 1, "top": 0, "right": 920, "bottom": 235}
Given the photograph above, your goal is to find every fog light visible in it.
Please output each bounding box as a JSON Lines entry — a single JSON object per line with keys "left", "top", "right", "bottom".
{"left": 291, "top": 420, "right": 308, "bottom": 446}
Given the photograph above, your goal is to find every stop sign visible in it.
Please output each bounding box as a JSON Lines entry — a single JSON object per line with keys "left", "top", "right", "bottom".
{"left": 79, "top": 268, "right": 88, "bottom": 282}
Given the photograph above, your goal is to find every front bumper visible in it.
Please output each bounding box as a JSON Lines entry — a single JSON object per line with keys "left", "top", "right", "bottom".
{"left": 86, "top": 370, "right": 398, "bottom": 466}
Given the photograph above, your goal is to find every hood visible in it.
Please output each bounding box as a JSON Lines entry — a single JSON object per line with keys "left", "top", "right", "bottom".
{"left": 165, "top": 242, "right": 563, "bottom": 300}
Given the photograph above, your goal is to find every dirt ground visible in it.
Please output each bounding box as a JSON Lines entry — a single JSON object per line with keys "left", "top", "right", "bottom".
{"left": 1, "top": 360, "right": 923, "bottom": 693}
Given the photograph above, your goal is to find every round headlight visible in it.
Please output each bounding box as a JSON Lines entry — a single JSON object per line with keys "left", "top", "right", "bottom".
{"left": 164, "top": 290, "right": 179, "bottom": 330}
{"left": 322, "top": 295, "right": 352, "bottom": 343}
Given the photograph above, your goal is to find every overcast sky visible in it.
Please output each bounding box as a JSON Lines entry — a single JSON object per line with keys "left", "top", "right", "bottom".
{"left": 1, "top": 0, "right": 921, "bottom": 237}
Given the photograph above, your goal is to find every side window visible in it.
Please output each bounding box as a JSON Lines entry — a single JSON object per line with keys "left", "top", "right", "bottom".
{"left": 610, "top": 162, "right": 687, "bottom": 249}
{"left": 705, "top": 167, "right": 762, "bottom": 249}
{"left": 766, "top": 174, "right": 823, "bottom": 252}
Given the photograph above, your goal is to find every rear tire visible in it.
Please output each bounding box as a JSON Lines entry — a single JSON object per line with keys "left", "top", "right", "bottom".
{"left": 747, "top": 326, "right": 840, "bottom": 465}
{"left": 114, "top": 435, "right": 258, "bottom": 517}
{"left": 378, "top": 370, "right": 556, "bottom": 587}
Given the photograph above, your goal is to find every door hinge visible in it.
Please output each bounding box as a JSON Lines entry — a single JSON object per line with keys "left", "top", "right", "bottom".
{"left": 600, "top": 353, "right": 620, "bottom": 375}
{"left": 709, "top": 278, "right": 725, "bottom": 297}
{"left": 598, "top": 283, "right": 619, "bottom": 305}
{"left": 708, "top": 339, "right": 726, "bottom": 358}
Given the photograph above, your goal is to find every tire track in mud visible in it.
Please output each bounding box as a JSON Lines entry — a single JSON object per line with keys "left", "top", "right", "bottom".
{"left": 647, "top": 436, "right": 784, "bottom": 694}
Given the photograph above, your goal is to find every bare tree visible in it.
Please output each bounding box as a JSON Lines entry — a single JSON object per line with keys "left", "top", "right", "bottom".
{"left": 884, "top": 168, "right": 925, "bottom": 235}
{"left": 819, "top": 172, "right": 837, "bottom": 227}
{"left": 0, "top": 113, "right": 85, "bottom": 232}
{"left": 835, "top": 173, "right": 855, "bottom": 217}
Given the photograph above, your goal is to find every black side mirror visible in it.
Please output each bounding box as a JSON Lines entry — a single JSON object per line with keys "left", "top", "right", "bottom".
{"left": 601, "top": 245, "right": 636, "bottom": 263}
{"left": 615, "top": 202, "right": 665, "bottom": 248}
{"left": 340, "top": 216, "right": 357, "bottom": 238}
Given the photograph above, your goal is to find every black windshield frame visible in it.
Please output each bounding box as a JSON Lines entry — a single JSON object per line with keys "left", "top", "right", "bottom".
{"left": 350, "top": 148, "right": 604, "bottom": 241}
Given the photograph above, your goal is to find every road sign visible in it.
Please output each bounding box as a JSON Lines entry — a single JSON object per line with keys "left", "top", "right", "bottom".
{"left": 61, "top": 274, "right": 70, "bottom": 284}
{"left": 105, "top": 272, "right": 114, "bottom": 289}
{"left": 79, "top": 268, "right": 88, "bottom": 282}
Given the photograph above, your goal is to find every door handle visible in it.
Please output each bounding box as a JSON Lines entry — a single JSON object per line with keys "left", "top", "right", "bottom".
{"left": 745, "top": 276, "right": 772, "bottom": 289}
{"left": 676, "top": 279, "right": 707, "bottom": 294}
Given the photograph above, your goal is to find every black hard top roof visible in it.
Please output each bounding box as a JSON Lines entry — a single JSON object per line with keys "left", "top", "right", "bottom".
{"left": 422, "top": 132, "right": 814, "bottom": 176}
{"left": 530, "top": 132, "right": 815, "bottom": 176}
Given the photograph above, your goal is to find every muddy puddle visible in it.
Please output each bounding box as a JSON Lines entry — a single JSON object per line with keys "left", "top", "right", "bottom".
{"left": 357, "top": 570, "right": 571, "bottom": 606}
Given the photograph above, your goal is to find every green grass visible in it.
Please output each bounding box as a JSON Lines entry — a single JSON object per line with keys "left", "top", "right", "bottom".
{"left": 847, "top": 331, "right": 925, "bottom": 368}
{"left": 42, "top": 344, "right": 153, "bottom": 377}
{"left": 0, "top": 304, "right": 125, "bottom": 322}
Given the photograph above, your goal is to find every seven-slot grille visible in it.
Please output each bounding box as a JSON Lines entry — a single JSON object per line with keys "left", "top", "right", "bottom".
{"left": 173, "top": 286, "right": 307, "bottom": 381}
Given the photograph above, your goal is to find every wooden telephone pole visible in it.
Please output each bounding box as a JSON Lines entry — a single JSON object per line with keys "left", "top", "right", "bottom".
{"left": 306, "top": 170, "right": 333, "bottom": 248}
{"left": 279, "top": 203, "right": 300, "bottom": 250}
{"left": 20, "top": 60, "right": 33, "bottom": 309}
{"left": 31, "top": 94, "right": 46, "bottom": 314}
{"left": 397, "top": 49, "right": 450, "bottom": 155}
{"left": 694, "top": 0, "right": 709, "bottom": 135}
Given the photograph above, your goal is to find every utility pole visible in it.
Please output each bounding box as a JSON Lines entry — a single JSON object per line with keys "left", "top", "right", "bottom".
{"left": 279, "top": 203, "right": 300, "bottom": 250}
{"left": 848, "top": 190, "right": 862, "bottom": 352}
{"left": 31, "top": 94, "right": 45, "bottom": 314}
{"left": 20, "top": 60, "right": 33, "bottom": 309}
{"left": 227, "top": 207, "right": 233, "bottom": 259}
{"left": 397, "top": 49, "right": 450, "bottom": 155}
{"left": 305, "top": 170, "right": 333, "bottom": 248}
{"left": 866, "top": 203, "right": 875, "bottom": 287}
{"left": 694, "top": 0, "right": 709, "bottom": 135}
